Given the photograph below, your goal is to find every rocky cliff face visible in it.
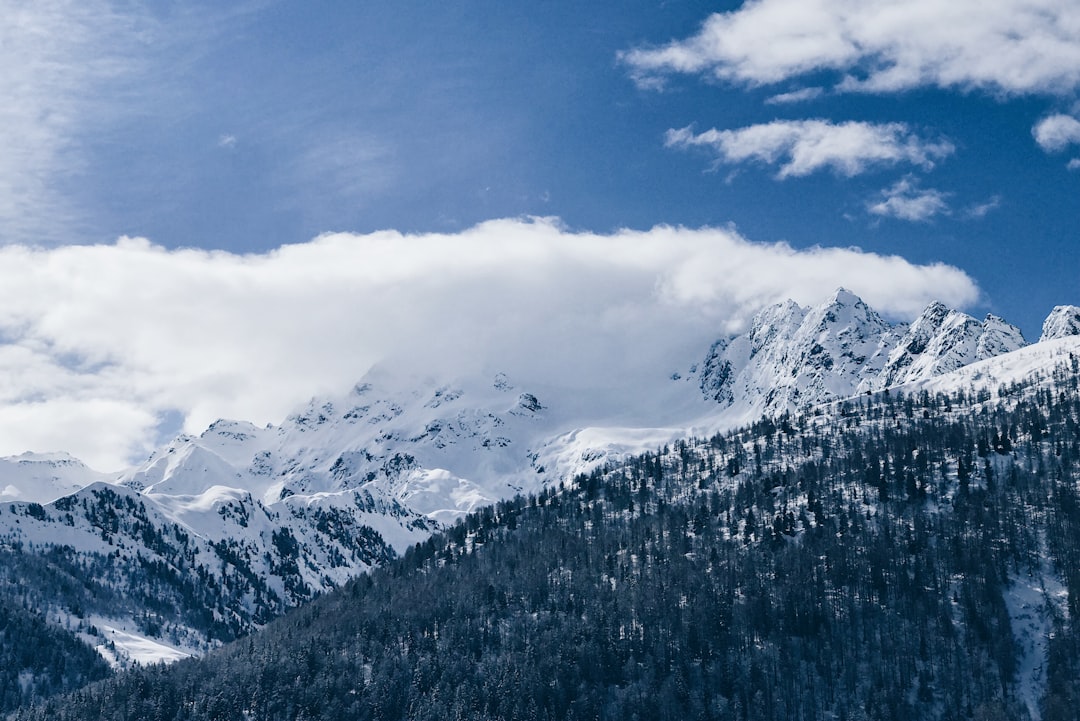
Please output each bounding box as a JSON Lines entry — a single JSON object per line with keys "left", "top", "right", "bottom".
{"left": 1040, "top": 305, "right": 1080, "bottom": 342}
{"left": 688, "top": 289, "right": 1027, "bottom": 413}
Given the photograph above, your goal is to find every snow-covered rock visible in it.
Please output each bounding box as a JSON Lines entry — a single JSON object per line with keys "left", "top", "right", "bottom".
{"left": 1040, "top": 305, "right": 1080, "bottom": 342}
{"left": 691, "top": 290, "right": 898, "bottom": 417}
{"left": 858, "top": 305, "right": 1025, "bottom": 392}
{"left": 688, "top": 291, "right": 1029, "bottom": 409}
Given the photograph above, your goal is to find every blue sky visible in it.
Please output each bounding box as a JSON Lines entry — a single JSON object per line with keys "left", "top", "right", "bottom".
{"left": 24, "top": 0, "right": 1073, "bottom": 330}
{"left": 1, "top": 0, "right": 1078, "bottom": 467}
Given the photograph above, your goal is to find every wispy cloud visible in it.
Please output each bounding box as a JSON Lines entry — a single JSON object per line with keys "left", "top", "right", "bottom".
{"left": 0, "top": 0, "right": 145, "bottom": 243}
{"left": 964, "top": 196, "right": 1001, "bottom": 219}
{"left": 1033, "top": 113, "right": 1080, "bottom": 152}
{"left": 867, "top": 178, "right": 951, "bottom": 222}
{"left": 621, "top": 0, "right": 1080, "bottom": 96}
{"left": 0, "top": 218, "right": 979, "bottom": 469}
{"left": 765, "top": 87, "right": 825, "bottom": 105}
{"left": 1068, "top": 158, "right": 1080, "bottom": 170}
{"left": 0, "top": 1, "right": 274, "bottom": 244}
{"left": 665, "top": 120, "right": 954, "bottom": 178}
{"left": 292, "top": 132, "right": 398, "bottom": 202}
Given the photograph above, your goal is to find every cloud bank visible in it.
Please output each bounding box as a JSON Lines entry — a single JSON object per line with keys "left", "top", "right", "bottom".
{"left": 665, "top": 120, "right": 953, "bottom": 178}
{"left": 621, "top": 0, "right": 1080, "bottom": 95}
{"left": 0, "top": 218, "right": 979, "bottom": 470}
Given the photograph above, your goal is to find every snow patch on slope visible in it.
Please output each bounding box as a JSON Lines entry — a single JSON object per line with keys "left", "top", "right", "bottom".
{"left": 1005, "top": 558, "right": 1068, "bottom": 721}
{"left": 899, "top": 335, "right": 1080, "bottom": 400}
{"left": 86, "top": 616, "right": 197, "bottom": 669}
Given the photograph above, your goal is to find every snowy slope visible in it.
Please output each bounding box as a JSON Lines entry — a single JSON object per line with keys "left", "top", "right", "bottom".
{"left": 0, "top": 477, "right": 431, "bottom": 665}
{"left": 0, "top": 452, "right": 103, "bottom": 504}
{"left": 893, "top": 333, "right": 1080, "bottom": 401}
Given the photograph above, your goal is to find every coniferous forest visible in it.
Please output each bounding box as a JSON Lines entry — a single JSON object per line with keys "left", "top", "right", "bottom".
{"left": 10, "top": 363, "right": 1080, "bottom": 721}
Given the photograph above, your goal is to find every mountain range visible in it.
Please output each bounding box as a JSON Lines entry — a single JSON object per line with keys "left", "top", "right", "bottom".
{"left": 1, "top": 289, "right": 1078, "bottom": 680}
{"left": 12, "top": 301, "right": 1080, "bottom": 721}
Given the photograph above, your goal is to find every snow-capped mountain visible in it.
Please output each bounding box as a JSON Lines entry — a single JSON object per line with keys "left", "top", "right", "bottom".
{"left": 0, "top": 452, "right": 102, "bottom": 504}
{"left": 693, "top": 289, "right": 900, "bottom": 416}
{"left": 863, "top": 303, "right": 1026, "bottom": 391}
{"left": 0, "top": 289, "right": 1074, "bottom": 668}
{"left": 687, "top": 289, "right": 1028, "bottom": 418}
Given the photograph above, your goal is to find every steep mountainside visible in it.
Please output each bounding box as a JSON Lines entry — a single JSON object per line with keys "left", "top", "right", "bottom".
{"left": 18, "top": 338, "right": 1080, "bottom": 721}
{"left": 689, "top": 289, "right": 1026, "bottom": 415}
{"left": 0, "top": 291, "right": 1072, "bottom": 697}
{"left": 864, "top": 303, "right": 1026, "bottom": 391}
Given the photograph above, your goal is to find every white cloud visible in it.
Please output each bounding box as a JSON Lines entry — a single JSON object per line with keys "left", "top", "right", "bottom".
{"left": 964, "top": 196, "right": 1002, "bottom": 219}
{"left": 867, "top": 179, "right": 951, "bottom": 221}
{"left": 1068, "top": 158, "right": 1080, "bottom": 170}
{"left": 621, "top": 0, "right": 1080, "bottom": 96}
{"left": 765, "top": 87, "right": 825, "bottom": 105}
{"left": 1033, "top": 113, "right": 1080, "bottom": 151}
{"left": 0, "top": 218, "right": 979, "bottom": 470}
{"left": 665, "top": 120, "right": 954, "bottom": 178}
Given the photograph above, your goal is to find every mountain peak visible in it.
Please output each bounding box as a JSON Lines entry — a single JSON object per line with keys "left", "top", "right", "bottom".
{"left": 825, "top": 287, "right": 863, "bottom": 307}
{"left": 9, "top": 450, "right": 89, "bottom": 467}
{"left": 699, "top": 293, "right": 1034, "bottom": 409}
{"left": 977, "top": 314, "right": 1026, "bottom": 358}
{"left": 1040, "top": 305, "right": 1080, "bottom": 342}
{"left": 920, "top": 300, "right": 951, "bottom": 320}
{"left": 805, "top": 288, "right": 885, "bottom": 333}
{"left": 0, "top": 452, "right": 103, "bottom": 504}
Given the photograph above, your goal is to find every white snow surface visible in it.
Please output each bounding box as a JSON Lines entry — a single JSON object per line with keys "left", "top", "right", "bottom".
{"left": 0, "top": 452, "right": 102, "bottom": 504}
{"left": 1005, "top": 558, "right": 1068, "bottom": 721}
{"left": 859, "top": 305, "right": 1025, "bottom": 392}
{"left": 898, "top": 334, "right": 1080, "bottom": 400}
{"left": 688, "top": 288, "right": 1027, "bottom": 414}
{"left": 86, "top": 615, "right": 197, "bottom": 669}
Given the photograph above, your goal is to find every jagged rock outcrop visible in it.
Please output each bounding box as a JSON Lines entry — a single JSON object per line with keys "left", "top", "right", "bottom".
{"left": 863, "top": 306, "right": 1025, "bottom": 392}
{"left": 691, "top": 289, "right": 1027, "bottom": 413}
{"left": 1040, "top": 305, "right": 1080, "bottom": 342}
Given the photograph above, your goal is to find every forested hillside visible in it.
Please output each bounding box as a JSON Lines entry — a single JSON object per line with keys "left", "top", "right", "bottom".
{"left": 0, "top": 596, "right": 110, "bottom": 713}
{"left": 15, "top": 357, "right": 1080, "bottom": 721}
